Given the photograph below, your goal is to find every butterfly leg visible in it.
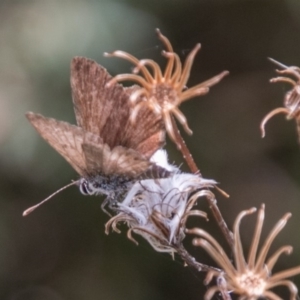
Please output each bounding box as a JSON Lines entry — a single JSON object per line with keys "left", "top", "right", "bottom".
{"left": 101, "top": 197, "right": 113, "bottom": 217}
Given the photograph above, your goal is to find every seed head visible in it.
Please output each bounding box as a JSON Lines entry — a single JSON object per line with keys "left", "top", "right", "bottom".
{"left": 187, "top": 204, "right": 300, "bottom": 299}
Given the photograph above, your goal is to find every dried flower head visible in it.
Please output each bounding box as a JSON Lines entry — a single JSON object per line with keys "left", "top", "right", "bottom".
{"left": 104, "top": 29, "right": 229, "bottom": 142}
{"left": 106, "top": 152, "right": 216, "bottom": 254}
{"left": 261, "top": 58, "right": 300, "bottom": 142}
{"left": 187, "top": 204, "right": 300, "bottom": 300}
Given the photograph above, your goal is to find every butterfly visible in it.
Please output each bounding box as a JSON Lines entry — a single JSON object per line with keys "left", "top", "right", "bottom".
{"left": 24, "top": 56, "right": 168, "bottom": 215}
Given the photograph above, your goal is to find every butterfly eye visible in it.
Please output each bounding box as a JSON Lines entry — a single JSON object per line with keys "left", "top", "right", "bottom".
{"left": 79, "top": 180, "right": 91, "bottom": 195}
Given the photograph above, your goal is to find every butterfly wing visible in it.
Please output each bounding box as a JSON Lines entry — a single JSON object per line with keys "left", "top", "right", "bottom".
{"left": 99, "top": 85, "right": 165, "bottom": 158}
{"left": 120, "top": 86, "right": 165, "bottom": 158}
{"left": 27, "top": 112, "right": 150, "bottom": 178}
{"left": 71, "top": 57, "right": 165, "bottom": 158}
{"left": 26, "top": 112, "right": 89, "bottom": 177}
{"left": 70, "top": 57, "right": 129, "bottom": 139}
{"left": 82, "top": 142, "right": 150, "bottom": 177}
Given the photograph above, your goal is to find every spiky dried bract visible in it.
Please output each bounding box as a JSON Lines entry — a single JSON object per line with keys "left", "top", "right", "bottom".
{"left": 261, "top": 59, "right": 300, "bottom": 142}
{"left": 104, "top": 29, "right": 229, "bottom": 143}
{"left": 187, "top": 204, "right": 300, "bottom": 300}
{"left": 105, "top": 172, "right": 216, "bottom": 254}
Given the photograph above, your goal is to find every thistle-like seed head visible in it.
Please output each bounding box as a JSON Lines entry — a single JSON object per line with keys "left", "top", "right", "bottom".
{"left": 187, "top": 204, "right": 300, "bottom": 299}
{"left": 105, "top": 154, "right": 216, "bottom": 254}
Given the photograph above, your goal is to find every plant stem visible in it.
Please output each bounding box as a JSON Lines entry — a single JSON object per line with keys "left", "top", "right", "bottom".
{"left": 175, "top": 244, "right": 232, "bottom": 300}
{"left": 175, "top": 243, "right": 221, "bottom": 273}
{"left": 170, "top": 116, "right": 234, "bottom": 247}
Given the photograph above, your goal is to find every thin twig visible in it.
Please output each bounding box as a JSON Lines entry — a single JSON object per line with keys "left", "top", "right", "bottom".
{"left": 205, "top": 190, "right": 234, "bottom": 247}
{"left": 170, "top": 116, "right": 234, "bottom": 247}
{"left": 174, "top": 243, "right": 221, "bottom": 273}
{"left": 175, "top": 243, "right": 232, "bottom": 300}
{"left": 171, "top": 116, "right": 200, "bottom": 174}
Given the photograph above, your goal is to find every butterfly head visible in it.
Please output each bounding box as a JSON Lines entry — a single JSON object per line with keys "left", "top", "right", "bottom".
{"left": 79, "top": 178, "right": 95, "bottom": 195}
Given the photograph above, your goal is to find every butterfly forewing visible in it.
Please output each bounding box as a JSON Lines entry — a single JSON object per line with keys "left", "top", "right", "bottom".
{"left": 71, "top": 57, "right": 165, "bottom": 158}
{"left": 26, "top": 112, "right": 88, "bottom": 176}
{"left": 71, "top": 57, "right": 130, "bottom": 141}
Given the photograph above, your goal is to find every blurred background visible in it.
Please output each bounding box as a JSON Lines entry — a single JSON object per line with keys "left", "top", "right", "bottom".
{"left": 1, "top": 0, "right": 300, "bottom": 299}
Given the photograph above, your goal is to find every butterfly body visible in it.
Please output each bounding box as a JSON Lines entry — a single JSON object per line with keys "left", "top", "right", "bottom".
{"left": 79, "top": 174, "right": 133, "bottom": 197}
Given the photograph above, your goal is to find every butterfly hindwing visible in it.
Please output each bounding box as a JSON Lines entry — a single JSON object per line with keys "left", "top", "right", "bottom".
{"left": 82, "top": 142, "right": 150, "bottom": 177}
{"left": 113, "top": 85, "right": 165, "bottom": 158}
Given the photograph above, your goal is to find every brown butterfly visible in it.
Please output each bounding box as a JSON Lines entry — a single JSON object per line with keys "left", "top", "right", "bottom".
{"left": 24, "top": 56, "right": 167, "bottom": 215}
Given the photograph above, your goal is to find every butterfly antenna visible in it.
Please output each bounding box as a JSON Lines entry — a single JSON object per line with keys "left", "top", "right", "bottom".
{"left": 23, "top": 180, "right": 80, "bottom": 216}
{"left": 268, "top": 57, "right": 289, "bottom": 69}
